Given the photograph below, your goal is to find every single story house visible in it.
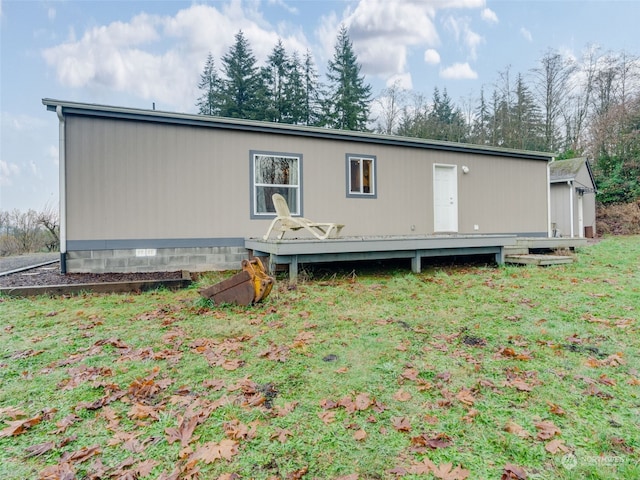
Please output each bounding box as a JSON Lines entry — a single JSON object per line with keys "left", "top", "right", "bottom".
{"left": 43, "top": 98, "right": 556, "bottom": 274}
{"left": 549, "top": 157, "right": 597, "bottom": 238}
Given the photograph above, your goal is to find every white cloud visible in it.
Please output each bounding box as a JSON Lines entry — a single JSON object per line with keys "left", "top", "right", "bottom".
{"left": 334, "top": 0, "right": 486, "bottom": 83}
{"left": 440, "top": 62, "right": 478, "bottom": 79}
{"left": 386, "top": 72, "right": 413, "bottom": 90}
{"left": 520, "top": 27, "right": 533, "bottom": 42}
{"left": 30, "top": 160, "right": 41, "bottom": 178}
{"left": 0, "top": 160, "right": 20, "bottom": 187}
{"left": 1, "top": 112, "right": 46, "bottom": 132}
{"left": 40, "top": 0, "right": 490, "bottom": 112}
{"left": 481, "top": 8, "right": 498, "bottom": 24}
{"left": 424, "top": 48, "right": 441, "bottom": 65}
{"left": 268, "top": 0, "right": 298, "bottom": 15}
{"left": 42, "top": 4, "right": 310, "bottom": 112}
{"left": 444, "top": 15, "right": 484, "bottom": 60}
{"left": 48, "top": 7, "right": 56, "bottom": 21}
{"left": 47, "top": 145, "right": 59, "bottom": 167}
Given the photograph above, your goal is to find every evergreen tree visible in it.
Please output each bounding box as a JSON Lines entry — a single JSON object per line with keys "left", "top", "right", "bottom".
{"left": 218, "top": 30, "right": 265, "bottom": 120}
{"left": 322, "top": 25, "right": 372, "bottom": 131}
{"left": 285, "top": 51, "right": 307, "bottom": 124}
{"left": 262, "top": 39, "right": 288, "bottom": 122}
{"left": 302, "top": 49, "right": 322, "bottom": 126}
{"left": 196, "top": 52, "right": 222, "bottom": 115}
{"left": 512, "top": 74, "right": 544, "bottom": 150}
{"left": 471, "top": 87, "right": 490, "bottom": 145}
{"left": 427, "top": 87, "right": 467, "bottom": 142}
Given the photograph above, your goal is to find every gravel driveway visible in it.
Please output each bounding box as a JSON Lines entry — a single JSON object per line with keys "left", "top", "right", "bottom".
{"left": 0, "top": 252, "right": 59, "bottom": 274}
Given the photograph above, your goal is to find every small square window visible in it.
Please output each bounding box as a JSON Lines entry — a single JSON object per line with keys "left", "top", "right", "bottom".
{"left": 346, "top": 154, "right": 376, "bottom": 198}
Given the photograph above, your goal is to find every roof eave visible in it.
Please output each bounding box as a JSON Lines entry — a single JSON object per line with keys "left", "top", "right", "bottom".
{"left": 43, "top": 98, "right": 554, "bottom": 162}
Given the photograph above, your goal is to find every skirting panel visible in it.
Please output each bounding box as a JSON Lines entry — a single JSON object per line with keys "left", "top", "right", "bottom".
{"left": 65, "top": 246, "right": 248, "bottom": 273}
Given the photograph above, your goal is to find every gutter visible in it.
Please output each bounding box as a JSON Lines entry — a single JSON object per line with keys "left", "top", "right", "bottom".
{"left": 56, "top": 105, "right": 67, "bottom": 274}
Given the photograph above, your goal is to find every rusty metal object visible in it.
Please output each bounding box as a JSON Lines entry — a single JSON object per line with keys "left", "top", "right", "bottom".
{"left": 200, "top": 257, "right": 274, "bottom": 306}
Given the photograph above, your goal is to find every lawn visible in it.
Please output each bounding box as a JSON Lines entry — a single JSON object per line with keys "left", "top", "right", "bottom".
{"left": 1, "top": 236, "right": 638, "bottom": 480}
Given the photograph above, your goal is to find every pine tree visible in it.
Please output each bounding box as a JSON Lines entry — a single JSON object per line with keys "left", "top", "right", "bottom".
{"left": 263, "top": 39, "right": 288, "bottom": 122}
{"left": 322, "top": 25, "right": 372, "bottom": 131}
{"left": 471, "top": 87, "right": 490, "bottom": 145}
{"left": 196, "top": 52, "right": 222, "bottom": 116}
{"left": 427, "top": 87, "right": 467, "bottom": 142}
{"left": 302, "top": 49, "right": 322, "bottom": 126}
{"left": 285, "top": 51, "right": 307, "bottom": 124}
{"left": 218, "top": 30, "right": 265, "bottom": 120}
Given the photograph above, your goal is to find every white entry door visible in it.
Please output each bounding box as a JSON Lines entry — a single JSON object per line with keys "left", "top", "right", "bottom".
{"left": 433, "top": 164, "right": 458, "bottom": 232}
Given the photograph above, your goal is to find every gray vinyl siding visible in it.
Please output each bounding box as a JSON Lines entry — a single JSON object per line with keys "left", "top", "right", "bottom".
{"left": 64, "top": 114, "right": 549, "bottom": 243}
{"left": 576, "top": 164, "right": 597, "bottom": 235}
{"left": 549, "top": 163, "right": 597, "bottom": 238}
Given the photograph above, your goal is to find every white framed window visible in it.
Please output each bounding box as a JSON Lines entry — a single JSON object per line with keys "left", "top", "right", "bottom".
{"left": 346, "top": 154, "right": 376, "bottom": 198}
{"left": 251, "top": 151, "right": 301, "bottom": 217}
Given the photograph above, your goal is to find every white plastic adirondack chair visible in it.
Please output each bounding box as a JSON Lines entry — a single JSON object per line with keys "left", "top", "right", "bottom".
{"left": 263, "top": 193, "right": 344, "bottom": 240}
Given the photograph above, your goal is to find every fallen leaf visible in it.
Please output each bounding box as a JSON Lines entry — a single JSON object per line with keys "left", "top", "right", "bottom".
{"left": 224, "top": 419, "right": 257, "bottom": 440}
{"left": 353, "top": 429, "right": 367, "bottom": 441}
{"left": 165, "top": 415, "right": 200, "bottom": 447}
{"left": 0, "top": 414, "right": 42, "bottom": 438}
{"left": 354, "top": 392, "right": 373, "bottom": 411}
{"left": 401, "top": 368, "right": 420, "bottom": 381}
{"left": 506, "top": 379, "right": 533, "bottom": 392}
{"left": 39, "top": 462, "right": 75, "bottom": 480}
{"left": 0, "top": 407, "right": 27, "bottom": 419}
{"left": 456, "top": 389, "right": 476, "bottom": 406}
{"left": 286, "top": 466, "right": 309, "bottom": 480}
{"left": 318, "top": 411, "right": 336, "bottom": 424}
{"left": 59, "top": 444, "right": 101, "bottom": 464}
{"left": 408, "top": 457, "right": 436, "bottom": 474}
{"left": 391, "top": 416, "right": 411, "bottom": 432}
{"left": 546, "top": 402, "right": 566, "bottom": 416}
{"left": 128, "top": 403, "right": 162, "bottom": 421}
{"left": 24, "top": 441, "right": 55, "bottom": 458}
{"left": 393, "top": 389, "right": 412, "bottom": 402}
{"left": 272, "top": 401, "right": 299, "bottom": 417}
{"left": 534, "top": 420, "right": 561, "bottom": 440}
{"left": 545, "top": 439, "right": 570, "bottom": 454}
{"left": 192, "top": 439, "right": 239, "bottom": 463}
{"left": 271, "top": 427, "right": 292, "bottom": 443}
{"left": 598, "top": 374, "right": 617, "bottom": 386}
{"left": 135, "top": 459, "right": 159, "bottom": 476}
{"left": 203, "top": 379, "right": 226, "bottom": 390}
{"left": 504, "top": 421, "right": 531, "bottom": 439}
{"left": 431, "top": 462, "right": 469, "bottom": 479}
{"left": 501, "top": 463, "right": 527, "bottom": 479}
{"left": 411, "top": 432, "right": 453, "bottom": 451}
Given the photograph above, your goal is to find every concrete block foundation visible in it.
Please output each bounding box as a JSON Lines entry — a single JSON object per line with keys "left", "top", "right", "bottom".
{"left": 66, "top": 246, "right": 247, "bottom": 273}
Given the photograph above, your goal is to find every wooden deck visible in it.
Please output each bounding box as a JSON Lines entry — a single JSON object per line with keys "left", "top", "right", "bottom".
{"left": 245, "top": 235, "right": 518, "bottom": 283}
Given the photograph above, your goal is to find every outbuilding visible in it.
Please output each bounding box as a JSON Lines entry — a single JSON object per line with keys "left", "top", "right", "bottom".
{"left": 549, "top": 157, "right": 597, "bottom": 238}
{"left": 44, "top": 98, "right": 555, "bottom": 274}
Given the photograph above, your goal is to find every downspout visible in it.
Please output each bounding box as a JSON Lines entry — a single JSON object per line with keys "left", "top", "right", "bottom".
{"left": 547, "top": 158, "right": 553, "bottom": 238}
{"left": 56, "top": 105, "right": 67, "bottom": 274}
{"left": 568, "top": 180, "right": 574, "bottom": 238}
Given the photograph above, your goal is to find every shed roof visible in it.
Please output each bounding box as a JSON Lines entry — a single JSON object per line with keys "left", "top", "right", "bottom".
{"left": 43, "top": 98, "right": 554, "bottom": 162}
{"left": 550, "top": 157, "right": 596, "bottom": 188}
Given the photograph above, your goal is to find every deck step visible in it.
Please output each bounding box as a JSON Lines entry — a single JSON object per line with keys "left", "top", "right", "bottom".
{"left": 504, "top": 246, "right": 530, "bottom": 255}
{"left": 505, "top": 254, "right": 574, "bottom": 266}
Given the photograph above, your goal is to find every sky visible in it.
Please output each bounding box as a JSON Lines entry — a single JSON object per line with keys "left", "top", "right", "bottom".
{"left": 1, "top": 0, "right": 639, "bottom": 212}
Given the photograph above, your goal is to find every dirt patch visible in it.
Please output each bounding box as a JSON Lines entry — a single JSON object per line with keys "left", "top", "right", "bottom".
{"left": 0, "top": 262, "right": 184, "bottom": 289}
